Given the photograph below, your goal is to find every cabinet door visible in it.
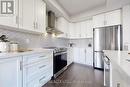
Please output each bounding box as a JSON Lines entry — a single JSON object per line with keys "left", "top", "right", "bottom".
{"left": 69, "top": 23, "right": 75, "bottom": 39}
{"left": 80, "top": 21, "right": 87, "bottom": 38}
{"left": 19, "top": 0, "right": 35, "bottom": 30}
{"left": 25, "top": 78, "right": 39, "bottom": 87}
{"left": 73, "top": 48, "right": 80, "bottom": 63}
{"left": 0, "top": 0, "right": 18, "bottom": 27}
{"left": 57, "top": 17, "right": 68, "bottom": 38}
{"left": 0, "top": 57, "right": 22, "bottom": 87}
{"left": 79, "top": 48, "right": 86, "bottom": 64}
{"left": 73, "top": 48, "right": 86, "bottom": 64}
{"left": 93, "top": 14, "right": 105, "bottom": 28}
{"left": 105, "top": 9, "right": 121, "bottom": 26}
{"left": 35, "top": 0, "right": 46, "bottom": 33}
{"left": 85, "top": 48, "right": 93, "bottom": 66}
{"left": 74, "top": 23, "right": 81, "bottom": 38}
{"left": 86, "top": 20, "right": 93, "bottom": 38}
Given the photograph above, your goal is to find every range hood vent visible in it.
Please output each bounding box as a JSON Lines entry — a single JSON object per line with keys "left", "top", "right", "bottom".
{"left": 46, "top": 11, "right": 63, "bottom": 34}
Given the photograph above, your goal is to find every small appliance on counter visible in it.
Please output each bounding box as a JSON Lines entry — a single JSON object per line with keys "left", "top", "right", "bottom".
{"left": 9, "top": 42, "right": 19, "bottom": 52}
{"left": 0, "top": 35, "right": 19, "bottom": 53}
{"left": 0, "top": 35, "right": 10, "bottom": 53}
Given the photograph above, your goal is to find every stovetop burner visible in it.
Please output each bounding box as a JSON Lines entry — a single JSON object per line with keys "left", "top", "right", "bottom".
{"left": 43, "top": 47, "right": 67, "bottom": 53}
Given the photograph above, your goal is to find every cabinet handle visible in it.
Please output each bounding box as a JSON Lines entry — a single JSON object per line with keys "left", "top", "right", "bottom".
{"left": 66, "top": 33, "right": 68, "bottom": 37}
{"left": 39, "top": 65, "right": 46, "bottom": 69}
{"left": 16, "top": 16, "right": 19, "bottom": 24}
{"left": 39, "top": 76, "right": 46, "bottom": 82}
{"left": 20, "top": 61, "right": 22, "bottom": 71}
{"left": 104, "top": 20, "right": 107, "bottom": 25}
{"left": 117, "top": 83, "right": 120, "bottom": 87}
{"left": 33, "top": 22, "right": 36, "bottom": 29}
{"left": 36, "top": 22, "right": 38, "bottom": 29}
{"left": 39, "top": 56, "right": 46, "bottom": 58}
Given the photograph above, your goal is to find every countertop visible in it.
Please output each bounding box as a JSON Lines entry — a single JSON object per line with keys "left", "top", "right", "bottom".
{"left": 103, "top": 50, "right": 130, "bottom": 82}
{"left": 0, "top": 48, "right": 53, "bottom": 59}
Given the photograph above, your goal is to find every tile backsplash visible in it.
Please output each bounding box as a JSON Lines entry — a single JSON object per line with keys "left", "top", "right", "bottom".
{"left": 69, "top": 38, "right": 93, "bottom": 48}
{"left": 0, "top": 29, "right": 69, "bottom": 49}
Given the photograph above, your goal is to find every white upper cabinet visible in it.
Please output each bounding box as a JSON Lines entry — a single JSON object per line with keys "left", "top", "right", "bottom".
{"left": 35, "top": 0, "right": 46, "bottom": 33}
{"left": 19, "top": 0, "right": 46, "bottom": 33}
{"left": 0, "top": 0, "right": 19, "bottom": 27}
{"left": 56, "top": 17, "right": 69, "bottom": 38}
{"left": 74, "top": 22, "right": 81, "bottom": 38}
{"left": 0, "top": 0, "right": 46, "bottom": 33}
{"left": 19, "top": 0, "right": 35, "bottom": 30}
{"left": 68, "top": 20, "right": 93, "bottom": 39}
{"left": 93, "top": 9, "right": 121, "bottom": 28}
{"left": 79, "top": 20, "right": 93, "bottom": 38}
{"left": 80, "top": 21, "right": 87, "bottom": 38}
{"left": 93, "top": 14, "right": 105, "bottom": 28}
{"left": 68, "top": 23, "right": 75, "bottom": 39}
{"left": 69, "top": 22, "right": 81, "bottom": 39}
{"left": 86, "top": 20, "right": 93, "bottom": 38}
{"left": 105, "top": 10, "right": 121, "bottom": 26}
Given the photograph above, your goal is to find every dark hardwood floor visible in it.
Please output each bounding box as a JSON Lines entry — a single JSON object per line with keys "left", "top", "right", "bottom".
{"left": 43, "top": 63, "right": 104, "bottom": 87}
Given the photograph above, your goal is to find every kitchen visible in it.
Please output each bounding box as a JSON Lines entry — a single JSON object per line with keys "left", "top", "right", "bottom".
{"left": 0, "top": 0, "right": 130, "bottom": 87}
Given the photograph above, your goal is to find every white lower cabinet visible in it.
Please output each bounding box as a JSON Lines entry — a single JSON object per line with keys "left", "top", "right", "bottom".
{"left": 73, "top": 48, "right": 80, "bottom": 63}
{"left": 73, "top": 47, "right": 93, "bottom": 66}
{"left": 23, "top": 52, "right": 53, "bottom": 87}
{"left": 85, "top": 48, "right": 93, "bottom": 66}
{"left": 0, "top": 51, "right": 53, "bottom": 87}
{"left": 0, "top": 57, "right": 22, "bottom": 87}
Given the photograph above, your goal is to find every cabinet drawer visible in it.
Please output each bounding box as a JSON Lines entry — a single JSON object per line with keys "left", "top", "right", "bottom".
{"left": 38, "top": 70, "right": 52, "bottom": 87}
{"left": 25, "top": 77, "right": 39, "bottom": 87}
{"left": 25, "top": 68, "right": 52, "bottom": 87}
{"left": 24, "top": 60, "right": 52, "bottom": 82}
{"left": 23, "top": 52, "right": 52, "bottom": 65}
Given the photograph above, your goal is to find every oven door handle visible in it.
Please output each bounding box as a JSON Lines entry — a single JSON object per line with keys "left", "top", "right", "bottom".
{"left": 103, "top": 56, "right": 110, "bottom": 65}
{"left": 54, "top": 52, "right": 67, "bottom": 56}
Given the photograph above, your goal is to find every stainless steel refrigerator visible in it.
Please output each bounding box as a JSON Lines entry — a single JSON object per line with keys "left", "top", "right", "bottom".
{"left": 93, "top": 25, "right": 122, "bottom": 69}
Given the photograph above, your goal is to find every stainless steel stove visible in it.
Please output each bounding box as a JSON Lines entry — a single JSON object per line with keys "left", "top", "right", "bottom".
{"left": 43, "top": 47, "right": 67, "bottom": 78}
{"left": 44, "top": 47, "right": 67, "bottom": 53}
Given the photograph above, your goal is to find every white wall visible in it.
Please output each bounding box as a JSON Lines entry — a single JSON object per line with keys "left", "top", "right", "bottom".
{"left": 0, "top": 29, "right": 69, "bottom": 49}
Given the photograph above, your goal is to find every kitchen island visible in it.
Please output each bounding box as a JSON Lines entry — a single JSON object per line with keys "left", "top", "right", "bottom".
{"left": 103, "top": 50, "right": 130, "bottom": 87}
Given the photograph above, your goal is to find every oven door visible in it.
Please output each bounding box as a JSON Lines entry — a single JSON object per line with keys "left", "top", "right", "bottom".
{"left": 53, "top": 52, "right": 67, "bottom": 74}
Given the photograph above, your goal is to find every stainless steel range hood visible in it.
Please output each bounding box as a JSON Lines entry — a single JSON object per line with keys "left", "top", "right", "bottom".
{"left": 46, "top": 11, "right": 63, "bottom": 34}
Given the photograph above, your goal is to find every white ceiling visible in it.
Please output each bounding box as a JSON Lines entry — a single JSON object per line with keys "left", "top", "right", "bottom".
{"left": 56, "top": 0, "right": 106, "bottom": 16}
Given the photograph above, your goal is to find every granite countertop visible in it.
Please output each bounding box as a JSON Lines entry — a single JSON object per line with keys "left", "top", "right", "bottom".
{"left": 0, "top": 48, "right": 53, "bottom": 59}
{"left": 103, "top": 50, "right": 130, "bottom": 82}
